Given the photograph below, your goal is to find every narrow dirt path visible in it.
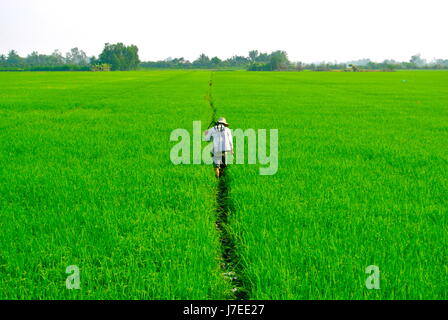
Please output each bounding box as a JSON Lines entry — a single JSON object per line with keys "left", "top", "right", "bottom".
{"left": 206, "top": 72, "right": 249, "bottom": 300}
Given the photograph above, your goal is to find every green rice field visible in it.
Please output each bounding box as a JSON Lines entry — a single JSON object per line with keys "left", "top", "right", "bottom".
{"left": 0, "top": 70, "right": 447, "bottom": 299}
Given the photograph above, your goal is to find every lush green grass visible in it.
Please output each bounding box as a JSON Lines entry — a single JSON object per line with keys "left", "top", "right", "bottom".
{"left": 0, "top": 71, "right": 232, "bottom": 299}
{"left": 213, "top": 70, "right": 448, "bottom": 299}
{"left": 1, "top": 70, "right": 446, "bottom": 299}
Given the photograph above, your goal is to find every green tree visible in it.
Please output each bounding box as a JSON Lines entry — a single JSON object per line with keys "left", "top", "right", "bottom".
{"left": 26, "top": 51, "right": 42, "bottom": 66}
{"left": 50, "top": 50, "right": 65, "bottom": 65}
{"left": 225, "top": 55, "right": 249, "bottom": 67}
{"left": 210, "top": 56, "right": 221, "bottom": 66}
{"left": 410, "top": 54, "right": 425, "bottom": 68}
{"left": 99, "top": 43, "right": 140, "bottom": 71}
{"left": 0, "top": 54, "right": 7, "bottom": 66}
{"left": 249, "top": 50, "right": 259, "bottom": 62}
{"left": 7, "top": 50, "right": 23, "bottom": 67}
{"left": 66, "top": 48, "right": 89, "bottom": 65}
{"left": 193, "top": 54, "right": 210, "bottom": 68}
{"left": 270, "top": 50, "right": 289, "bottom": 70}
{"left": 256, "top": 52, "right": 270, "bottom": 63}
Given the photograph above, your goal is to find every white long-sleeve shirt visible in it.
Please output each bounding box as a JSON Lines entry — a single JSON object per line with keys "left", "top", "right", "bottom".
{"left": 204, "top": 125, "right": 233, "bottom": 154}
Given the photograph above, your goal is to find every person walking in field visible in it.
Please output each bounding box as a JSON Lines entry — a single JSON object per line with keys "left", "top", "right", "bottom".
{"left": 204, "top": 117, "right": 233, "bottom": 178}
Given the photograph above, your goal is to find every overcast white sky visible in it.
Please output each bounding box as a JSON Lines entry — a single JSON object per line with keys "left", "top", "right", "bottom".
{"left": 0, "top": 0, "right": 447, "bottom": 63}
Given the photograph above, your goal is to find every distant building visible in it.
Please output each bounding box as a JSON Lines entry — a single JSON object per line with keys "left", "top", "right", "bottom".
{"left": 91, "top": 63, "right": 111, "bottom": 72}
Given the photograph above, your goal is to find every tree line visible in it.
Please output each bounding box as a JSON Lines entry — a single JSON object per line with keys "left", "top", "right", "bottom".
{"left": 140, "top": 50, "right": 291, "bottom": 71}
{"left": 300, "top": 54, "right": 448, "bottom": 71}
{"left": 0, "top": 43, "right": 139, "bottom": 71}
{"left": 0, "top": 48, "right": 91, "bottom": 71}
{"left": 1, "top": 43, "right": 448, "bottom": 71}
{"left": 142, "top": 52, "right": 448, "bottom": 71}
